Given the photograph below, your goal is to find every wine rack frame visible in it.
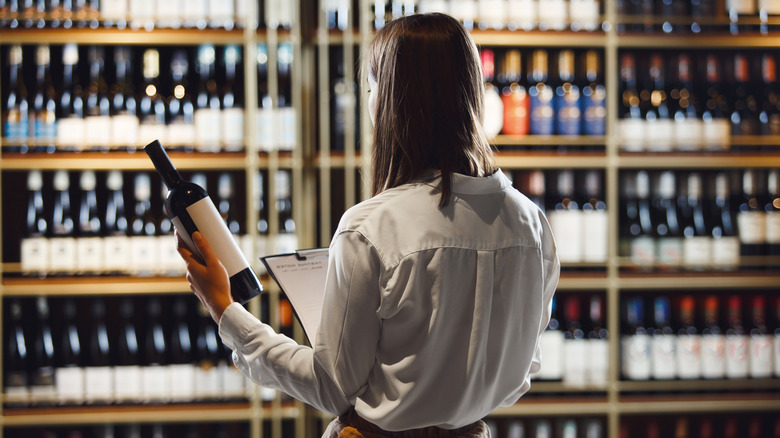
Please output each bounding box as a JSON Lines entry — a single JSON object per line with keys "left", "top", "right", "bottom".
{"left": 1, "top": 0, "right": 780, "bottom": 437}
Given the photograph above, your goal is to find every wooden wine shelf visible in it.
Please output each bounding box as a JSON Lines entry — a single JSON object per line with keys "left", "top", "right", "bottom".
{"left": 618, "top": 379, "right": 780, "bottom": 393}
{"left": 0, "top": 275, "right": 192, "bottom": 295}
{"left": 618, "top": 394, "right": 780, "bottom": 415}
{"left": 491, "top": 135, "right": 606, "bottom": 147}
{"left": 616, "top": 33, "right": 780, "bottom": 48}
{"left": 617, "top": 272, "right": 780, "bottom": 290}
{"left": 493, "top": 397, "right": 611, "bottom": 417}
{"left": 617, "top": 153, "right": 780, "bottom": 168}
{"left": 0, "top": 27, "right": 246, "bottom": 45}
{"left": 470, "top": 29, "right": 607, "bottom": 47}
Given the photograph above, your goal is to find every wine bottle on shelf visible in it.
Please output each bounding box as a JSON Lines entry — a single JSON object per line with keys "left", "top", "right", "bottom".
{"left": 631, "top": 171, "right": 656, "bottom": 268}
{"left": 759, "top": 0, "right": 780, "bottom": 34}
{"left": 500, "top": 49, "right": 529, "bottom": 137}
{"left": 129, "top": 173, "right": 159, "bottom": 275}
{"left": 255, "top": 43, "right": 273, "bottom": 151}
{"left": 643, "top": 53, "right": 674, "bottom": 152}
{"left": 676, "top": 295, "right": 702, "bottom": 380}
{"left": 142, "top": 297, "right": 170, "bottom": 403}
{"left": 651, "top": 171, "right": 682, "bottom": 269}
{"left": 535, "top": 296, "right": 563, "bottom": 380}
{"left": 480, "top": 49, "right": 504, "bottom": 139}
{"left": 737, "top": 169, "right": 767, "bottom": 266}
{"left": 84, "top": 46, "right": 111, "bottom": 152}
{"left": 110, "top": 47, "right": 140, "bottom": 151}
{"left": 55, "top": 298, "right": 85, "bottom": 405}
{"left": 169, "top": 296, "right": 196, "bottom": 402}
{"left": 586, "top": 294, "right": 608, "bottom": 386}
{"left": 85, "top": 298, "right": 114, "bottom": 404}
{"left": 725, "top": 295, "right": 749, "bottom": 379}
{"left": 767, "top": 169, "right": 780, "bottom": 267}
{"left": 49, "top": 170, "right": 77, "bottom": 275}
{"left": 194, "top": 45, "right": 223, "bottom": 152}
{"left": 569, "top": 0, "right": 599, "bottom": 31}
{"left": 57, "top": 43, "right": 85, "bottom": 152}
{"left": 730, "top": 53, "right": 759, "bottom": 136}
{"left": 4, "top": 299, "right": 30, "bottom": 407}
{"left": 21, "top": 170, "right": 49, "bottom": 275}
{"left": 218, "top": 173, "right": 241, "bottom": 238}
{"left": 138, "top": 49, "right": 167, "bottom": 148}
{"left": 275, "top": 169, "right": 298, "bottom": 254}
{"left": 529, "top": 50, "right": 554, "bottom": 136}
{"left": 507, "top": 0, "right": 538, "bottom": 31}
{"left": 525, "top": 170, "right": 546, "bottom": 213}
{"left": 748, "top": 295, "right": 772, "bottom": 378}
{"left": 103, "top": 170, "right": 130, "bottom": 274}
{"left": 31, "top": 45, "right": 57, "bottom": 153}
{"left": 155, "top": 0, "right": 181, "bottom": 29}
{"left": 113, "top": 296, "right": 142, "bottom": 403}
{"left": 554, "top": 50, "right": 581, "bottom": 136}
{"left": 581, "top": 170, "right": 608, "bottom": 263}
{"left": 701, "top": 54, "right": 731, "bottom": 151}
{"left": 701, "top": 295, "right": 726, "bottom": 379}
{"left": 449, "top": 0, "right": 478, "bottom": 29}
{"left": 76, "top": 170, "right": 103, "bottom": 275}
{"left": 31, "top": 297, "right": 56, "bottom": 405}
{"left": 325, "top": 0, "right": 351, "bottom": 30}
{"left": 670, "top": 53, "right": 703, "bottom": 151}
{"left": 243, "top": 170, "right": 269, "bottom": 274}
{"left": 100, "top": 0, "right": 128, "bottom": 28}
{"left": 691, "top": 0, "right": 717, "bottom": 33}
{"left": 128, "top": 0, "right": 154, "bottom": 30}
{"left": 547, "top": 170, "right": 582, "bottom": 264}
{"left": 538, "top": 0, "right": 567, "bottom": 30}
{"left": 650, "top": 296, "right": 676, "bottom": 380}
{"left": 221, "top": 45, "right": 244, "bottom": 152}
{"left": 478, "top": 0, "right": 507, "bottom": 30}
{"left": 581, "top": 50, "right": 606, "bottom": 137}
{"left": 710, "top": 172, "right": 741, "bottom": 271}
{"left": 330, "top": 47, "right": 358, "bottom": 152}
{"left": 562, "top": 296, "right": 587, "bottom": 386}
{"left": 618, "top": 53, "right": 644, "bottom": 151}
{"left": 145, "top": 140, "right": 263, "bottom": 303}
{"left": 681, "top": 173, "right": 712, "bottom": 270}
{"left": 622, "top": 296, "right": 651, "bottom": 380}
{"left": 194, "top": 301, "right": 222, "bottom": 400}
{"left": 277, "top": 43, "right": 296, "bottom": 151}
{"left": 158, "top": 183, "right": 184, "bottom": 276}
{"left": 758, "top": 54, "right": 780, "bottom": 136}
{"left": 4, "top": 44, "right": 29, "bottom": 152}
{"left": 727, "top": 0, "right": 757, "bottom": 34}
{"left": 165, "top": 50, "right": 195, "bottom": 151}
{"left": 264, "top": 0, "right": 294, "bottom": 29}
{"left": 506, "top": 419, "right": 525, "bottom": 438}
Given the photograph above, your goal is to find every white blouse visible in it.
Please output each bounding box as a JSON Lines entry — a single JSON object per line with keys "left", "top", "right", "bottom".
{"left": 219, "top": 170, "right": 560, "bottom": 431}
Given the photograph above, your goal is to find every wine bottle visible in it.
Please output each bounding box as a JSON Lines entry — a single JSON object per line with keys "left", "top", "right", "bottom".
{"left": 730, "top": 53, "right": 759, "bottom": 136}
{"left": 5, "top": 299, "right": 30, "bottom": 406}
{"left": 83, "top": 46, "right": 111, "bottom": 152}
{"left": 277, "top": 43, "right": 296, "bottom": 151}
{"left": 725, "top": 295, "right": 749, "bottom": 378}
{"left": 208, "top": 0, "right": 233, "bottom": 29}
{"left": 138, "top": 49, "right": 167, "bottom": 148}
{"left": 166, "top": 50, "right": 195, "bottom": 151}
{"left": 76, "top": 170, "right": 103, "bottom": 274}
{"left": 691, "top": 0, "right": 717, "bottom": 33}
{"left": 650, "top": 296, "right": 676, "bottom": 380}
{"left": 727, "top": 0, "right": 757, "bottom": 34}
{"left": 701, "top": 54, "right": 731, "bottom": 151}
{"left": 554, "top": 50, "right": 581, "bottom": 136}
{"left": 4, "top": 44, "right": 29, "bottom": 153}
{"left": 737, "top": 169, "right": 767, "bottom": 265}
{"left": 194, "top": 44, "right": 222, "bottom": 152}
{"left": 110, "top": 47, "right": 139, "bottom": 151}
{"left": 330, "top": 47, "right": 357, "bottom": 151}
{"left": 31, "top": 297, "right": 56, "bottom": 405}
{"left": 507, "top": 419, "right": 525, "bottom": 438}
{"left": 55, "top": 298, "right": 85, "bottom": 405}
{"left": 221, "top": 45, "right": 244, "bottom": 151}
{"left": 255, "top": 43, "right": 274, "bottom": 152}
{"left": 701, "top": 295, "right": 726, "bottom": 379}
{"left": 85, "top": 298, "right": 114, "bottom": 404}
{"left": 651, "top": 171, "right": 682, "bottom": 269}
{"left": 325, "top": 0, "right": 351, "bottom": 30}
{"left": 534, "top": 419, "right": 553, "bottom": 438}
{"left": 21, "top": 170, "right": 49, "bottom": 275}
{"left": 480, "top": 49, "right": 504, "bottom": 139}
{"left": 535, "top": 296, "right": 564, "bottom": 380}
{"left": 103, "top": 170, "right": 130, "bottom": 274}
{"left": 142, "top": 296, "right": 170, "bottom": 403}
{"left": 581, "top": 170, "right": 608, "bottom": 263}
{"left": 622, "top": 296, "right": 651, "bottom": 380}
{"left": 529, "top": 50, "right": 554, "bottom": 136}
{"left": 710, "top": 172, "right": 741, "bottom": 270}
{"left": 586, "top": 294, "right": 609, "bottom": 386}
{"left": 31, "top": 45, "right": 57, "bottom": 153}
{"left": 507, "top": 0, "right": 538, "bottom": 31}
{"left": 501, "top": 49, "right": 529, "bottom": 136}
{"left": 57, "top": 43, "right": 85, "bottom": 151}
{"left": 631, "top": 171, "right": 656, "bottom": 268}
{"left": 129, "top": 173, "right": 159, "bottom": 275}
{"left": 169, "top": 296, "right": 196, "bottom": 402}
{"left": 766, "top": 169, "right": 780, "bottom": 266}
{"left": 618, "top": 53, "right": 645, "bottom": 151}
{"left": 676, "top": 295, "right": 702, "bottom": 380}
{"left": 569, "top": 0, "right": 599, "bottom": 31}
{"left": 145, "top": 140, "right": 262, "bottom": 303}
{"left": 49, "top": 170, "right": 77, "bottom": 274}
{"left": 562, "top": 296, "right": 587, "bottom": 386}
{"left": 670, "top": 53, "right": 703, "bottom": 151}
{"left": 681, "top": 173, "right": 712, "bottom": 270}
{"left": 748, "top": 295, "right": 772, "bottom": 378}
{"left": 538, "top": 0, "right": 567, "bottom": 30}
{"left": 478, "top": 0, "right": 507, "bottom": 30}
{"left": 275, "top": 170, "right": 298, "bottom": 253}
{"left": 243, "top": 170, "right": 269, "bottom": 274}
{"left": 759, "top": 54, "right": 780, "bottom": 136}
{"left": 643, "top": 54, "right": 674, "bottom": 152}
{"left": 113, "top": 296, "right": 142, "bottom": 403}
{"left": 581, "top": 50, "right": 606, "bottom": 137}
{"left": 759, "top": 0, "right": 780, "bottom": 34}
{"left": 547, "top": 170, "right": 582, "bottom": 263}
{"left": 218, "top": 173, "right": 241, "bottom": 237}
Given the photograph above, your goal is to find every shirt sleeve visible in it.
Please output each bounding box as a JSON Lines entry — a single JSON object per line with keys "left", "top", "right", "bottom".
{"left": 218, "top": 230, "right": 383, "bottom": 415}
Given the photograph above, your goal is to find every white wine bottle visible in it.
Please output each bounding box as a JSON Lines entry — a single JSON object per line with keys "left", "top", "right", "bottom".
{"left": 144, "top": 140, "right": 262, "bottom": 303}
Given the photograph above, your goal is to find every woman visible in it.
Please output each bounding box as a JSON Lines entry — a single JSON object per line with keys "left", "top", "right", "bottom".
{"left": 179, "top": 13, "right": 559, "bottom": 437}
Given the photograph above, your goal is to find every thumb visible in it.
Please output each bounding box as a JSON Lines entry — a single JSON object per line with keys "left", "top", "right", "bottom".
{"left": 192, "top": 231, "right": 220, "bottom": 267}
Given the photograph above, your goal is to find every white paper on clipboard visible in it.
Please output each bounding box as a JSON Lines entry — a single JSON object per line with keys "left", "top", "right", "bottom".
{"left": 260, "top": 248, "right": 329, "bottom": 345}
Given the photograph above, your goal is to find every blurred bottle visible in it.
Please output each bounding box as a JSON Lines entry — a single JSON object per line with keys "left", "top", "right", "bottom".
{"left": 31, "top": 45, "right": 57, "bottom": 153}
{"left": 166, "top": 50, "right": 195, "bottom": 150}
{"left": 581, "top": 170, "right": 608, "bottom": 263}
{"left": 103, "top": 171, "right": 130, "bottom": 274}
{"left": 767, "top": 169, "right": 780, "bottom": 266}
{"left": 622, "top": 296, "right": 651, "bottom": 380}
{"left": 670, "top": 53, "right": 702, "bottom": 151}
{"left": 701, "top": 54, "right": 731, "bottom": 151}
{"left": 142, "top": 297, "right": 170, "bottom": 403}
{"left": 110, "top": 47, "right": 139, "bottom": 150}
{"left": 547, "top": 170, "right": 582, "bottom": 263}
{"left": 49, "top": 170, "right": 77, "bottom": 274}
{"left": 507, "top": 0, "right": 538, "bottom": 30}
{"left": 535, "top": 296, "right": 563, "bottom": 380}
{"left": 569, "top": 0, "right": 599, "bottom": 31}
{"left": 129, "top": 173, "right": 159, "bottom": 275}
{"left": 709, "top": 172, "right": 740, "bottom": 270}
{"left": 113, "top": 297, "right": 142, "bottom": 403}
{"left": 737, "top": 169, "right": 767, "bottom": 264}
{"left": 643, "top": 54, "right": 673, "bottom": 152}
{"left": 538, "top": 0, "right": 567, "bottom": 30}
{"left": 76, "top": 171, "right": 103, "bottom": 274}
{"left": 681, "top": 173, "right": 711, "bottom": 270}
{"left": 195, "top": 302, "right": 222, "bottom": 400}
{"left": 529, "top": 50, "right": 554, "bottom": 136}
{"left": 4, "top": 45, "right": 29, "bottom": 152}
{"left": 501, "top": 49, "right": 529, "bottom": 136}
{"left": 554, "top": 50, "right": 581, "bottom": 136}
{"left": 31, "top": 297, "right": 56, "bottom": 405}
{"left": 562, "top": 296, "right": 586, "bottom": 386}
{"left": 84, "top": 46, "right": 111, "bottom": 152}
{"left": 138, "top": 49, "right": 167, "bottom": 148}
{"left": 652, "top": 171, "right": 682, "bottom": 270}
{"left": 586, "top": 295, "right": 609, "bottom": 386}
{"left": 221, "top": 45, "right": 244, "bottom": 151}
{"left": 21, "top": 170, "right": 49, "bottom": 276}
{"left": 169, "top": 297, "right": 196, "bottom": 402}
{"left": 650, "top": 296, "right": 676, "bottom": 380}
{"left": 480, "top": 49, "right": 503, "bottom": 139}
{"left": 701, "top": 295, "right": 726, "bottom": 379}
{"left": 730, "top": 54, "right": 759, "bottom": 136}
{"left": 195, "top": 45, "right": 222, "bottom": 152}
{"left": 725, "top": 295, "right": 749, "bottom": 378}
{"left": 85, "top": 298, "right": 113, "bottom": 404}
{"left": 57, "top": 43, "right": 85, "bottom": 151}
{"left": 748, "top": 295, "right": 772, "bottom": 378}
{"left": 618, "top": 53, "right": 644, "bottom": 151}
{"left": 5, "top": 299, "right": 30, "bottom": 406}
{"left": 676, "top": 295, "right": 702, "bottom": 379}
{"left": 758, "top": 54, "right": 780, "bottom": 135}
{"left": 55, "top": 298, "right": 85, "bottom": 405}
{"left": 581, "top": 50, "right": 606, "bottom": 136}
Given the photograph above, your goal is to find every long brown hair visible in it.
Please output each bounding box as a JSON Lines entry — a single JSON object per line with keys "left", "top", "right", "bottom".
{"left": 366, "top": 13, "right": 496, "bottom": 207}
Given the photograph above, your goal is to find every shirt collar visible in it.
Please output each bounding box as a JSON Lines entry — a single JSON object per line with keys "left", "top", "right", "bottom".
{"left": 419, "top": 169, "right": 511, "bottom": 195}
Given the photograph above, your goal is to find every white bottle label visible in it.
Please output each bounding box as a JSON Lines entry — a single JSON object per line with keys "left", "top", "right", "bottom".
{"left": 479, "top": 0, "right": 508, "bottom": 29}
{"left": 549, "top": 210, "right": 583, "bottom": 263}
{"left": 737, "top": 211, "right": 768, "bottom": 244}
{"left": 173, "top": 196, "right": 253, "bottom": 277}
{"left": 167, "top": 122, "right": 196, "bottom": 148}
{"left": 100, "top": 0, "right": 128, "bottom": 20}
{"left": 676, "top": 335, "right": 702, "bottom": 379}
{"left": 209, "top": 0, "right": 234, "bottom": 24}
{"left": 183, "top": 0, "right": 208, "bottom": 24}
{"left": 766, "top": 211, "right": 780, "bottom": 243}
{"left": 142, "top": 366, "right": 171, "bottom": 402}
{"left": 221, "top": 107, "right": 245, "bottom": 149}
{"left": 702, "top": 118, "right": 731, "bottom": 151}
{"left": 111, "top": 114, "right": 140, "bottom": 149}
{"left": 701, "top": 334, "right": 726, "bottom": 379}
{"left": 194, "top": 108, "right": 223, "bottom": 151}
{"left": 674, "top": 118, "right": 704, "bottom": 151}
{"left": 656, "top": 237, "right": 683, "bottom": 267}
{"left": 169, "top": 363, "right": 197, "bottom": 402}
{"left": 483, "top": 86, "right": 504, "bottom": 139}
{"left": 569, "top": 0, "right": 599, "bottom": 31}
{"left": 586, "top": 338, "right": 609, "bottom": 387}
{"left": 507, "top": 0, "right": 538, "bottom": 29}
{"left": 682, "top": 236, "right": 712, "bottom": 269}
{"left": 536, "top": 330, "right": 564, "bottom": 380}
{"left": 582, "top": 210, "right": 608, "bottom": 263}
{"left": 84, "top": 116, "right": 112, "bottom": 148}
{"left": 279, "top": 107, "right": 297, "bottom": 150}
{"left": 619, "top": 118, "right": 646, "bottom": 152}
{"left": 55, "top": 366, "right": 85, "bottom": 404}
{"left": 725, "top": 334, "right": 749, "bottom": 378}
{"left": 537, "top": 0, "right": 567, "bottom": 30}
{"left": 129, "top": 0, "right": 155, "bottom": 21}
{"left": 622, "top": 334, "right": 651, "bottom": 380}
{"left": 137, "top": 123, "right": 168, "bottom": 149}
{"left": 156, "top": 0, "right": 180, "bottom": 22}
{"left": 256, "top": 108, "right": 274, "bottom": 151}
{"left": 113, "top": 365, "right": 142, "bottom": 402}
{"left": 563, "top": 338, "right": 588, "bottom": 387}
{"left": 158, "top": 234, "right": 187, "bottom": 275}
{"left": 630, "top": 236, "right": 656, "bottom": 267}
{"left": 651, "top": 335, "right": 677, "bottom": 380}
{"left": 221, "top": 362, "right": 248, "bottom": 399}
{"left": 749, "top": 335, "right": 773, "bottom": 378}
{"left": 21, "top": 237, "right": 50, "bottom": 274}
{"left": 450, "top": 0, "right": 478, "bottom": 22}
{"left": 759, "top": 0, "right": 780, "bottom": 14}
{"left": 130, "top": 235, "right": 160, "bottom": 275}
{"left": 57, "top": 117, "right": 86, "bottom": 149}
{"left": 85, "top": 366, "right": 114, "bottom": 403}
{"left": 49, "top": 237, "right": 77, "bottom": 274}
{"left": 645, "top": 118, "right": 675, "bottom": 151}
{"left": 76, "top": 236, "right": 105, "bottom": 273}
{"left": 195, "top": 362, "right": 223, "bottom": 400}
{"left": 711, "top": 236, "right": 740, "bottom": 269}
{"left": 103, "top": 235, "right": 130, "bottom": 273}
{"left": 727, "top": 0, "right": 757, "bottom": 14}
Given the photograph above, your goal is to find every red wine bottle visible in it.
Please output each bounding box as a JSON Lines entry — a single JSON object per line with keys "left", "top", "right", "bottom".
{"left": 144, "top": 140, "right": 262, "bottom": 304}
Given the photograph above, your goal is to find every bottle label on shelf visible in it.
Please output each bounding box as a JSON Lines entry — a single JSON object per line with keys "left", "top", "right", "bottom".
{"left": 618, "top": 118, "right": 645, "bottom": 152}
{"left": 279, "top": 107, "right": 297, "bottom": 150}
{"left": 158, "top": 234, "right": 187, "bottom": 275}
{"left": 5, "top": 380, "right": 30, "bottom": 405}
{"left": 507, "top": 0, "right": 537, "bottom": 29}
{"left": 530, "top": 86, "right": 554, "bottom": 136}
{"left": 645, "top": 119, "right": 675, "bottom": 152}
{"left": 630, "top": 236, "right": 656, "bottom": 267}
{"left": 569, "top": 0, "right": 599, "bottom": 31}
{"left": 56, "top": 117, "right": 85, "bottom": 149}
{"left": 555, "top": 90, "right": 582, "bottom": 136}
{"left": 548, "top": 210, "right": 583, "bottom": 263}
{"left": 701, "top": 334, "right": 726, "bottom": 379}
{"left": 169, "top": 363, "right": 197, "bottom": 402}
{"left": 586, "top": 338, "right": 609, "bottom": 387}
{"left": 103, "top": 235, "right": 131, "bottom": 273}
{"left": 622, "top": 334, "right": 651, "bottom": 380}
{"left": 221, "top": 107, "right": 245, "bottom": 150}
{"left": 676, "top": 334, "right": 702, "bottom": 379}
{"left": 166, "top": 122, "right": 196, "bottom": 149}
{"left": 84, "top": 116, "right": 112, "bottom": 148}
{"left": 130, "top": 235, "right": 160, "bottom": 275}
{"left": 537, "top": 0, "right": 567, "bottom": 30}
{"left": 101, "top": 0, "right": 129, "bottom": 21}
{"left": 142, "top": 365, "right": 171, "bottom": 402}
{"left": 650, "top": 334, "right": 677, "bottom": 380}
{"left": 563, "top": 339, "right": 588, "bottom": 387}
{"left": 256, "top": 108, "right": 274, "bottom": 151}
{"left": 502, "top": 88, "right": 530, "bottom": 136}
{"left": 682, "top": 236, "right": 712, "bottom": 269}
{"left": 33, "top": 114, "right": 57, "bottom": 143}
{"left": 725, "top": 334, "right": 749, "bottom": 378}
{"left": 737, "top": 211, "right": 768, "bottom": 244}
{"left": 21, "top": 237, "right": 50, "bottom": 274}
{"left": 727, "top": 0, "right": 757, "bottom": 14}
{"left": 85, "top": 366, "right": 114, "bottom": 402}
{"left": 673, "top": 118, "right": 704, "bottom": 151}
{"left": 3, "top": 111, "right": 28, "bottom": 142}
{"left": 221, "top": 362, "right": 248, "bottom": 399}
{"left": 582, "top": 210, "right": 608, "bottom": 263}
{"left": 113, "top": 365, "right": 142, "bottom": 402}
{"left": 536, "top": 330, "right": 564, "bottom": 380}
{"left": 712, "top": 237, "right": 740, "bottom": 269}
{"left": 758, "top": 0, "right": 780, "bottom": 14}
{"left": 766, "top": 211, "right": 780, "bottom": 243}
{"left": 749, "top": 335, "right": 773, "bottom": 378}
{"left": 76, "top": 237, "right": 105, "bottom": 273}
{"left": 194, "top": 108, "right": 222, "bottom": 152}
{"left": 195, "top": 362, "right": 222, "bottom": 400}
{"left": 137, "top": 123, "right": 168, "bottom": 151}
{"left": 702, "top": 118, "right": 731, "bottom": 151}
{"left": 656, "top": 237, "right": 683, "bottom": 267}
{"left": 582, "top": 86, "right": 606, "bottom": 136}
{"left": 54, "top": 366, "right": 85, "bottom": 404}
{"left": 111, "top": 115, "right": 140, "bottom": 149}
{"left": 49, "top": 237, "right": 77, "bottom": 273}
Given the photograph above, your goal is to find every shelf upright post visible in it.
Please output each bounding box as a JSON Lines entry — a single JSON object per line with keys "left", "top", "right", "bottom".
{"left": 360, "top": 0, "right": 373, "bottom": 201}
{"left": 0, "top": 36, "right": 4, "bottom": 438}
{"left": 318, "top": 2, "right": 333, "bottom": 248}
{"left": 343, "top": 0, "right": 357, "bottom": 211}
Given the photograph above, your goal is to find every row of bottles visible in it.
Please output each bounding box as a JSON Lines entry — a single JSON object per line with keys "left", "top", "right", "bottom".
{"left": 619, "top": 50, "right": 779, "bottom": 153}
{"left": 13, "top": 169, "right": 297, "bottom": 277}
{"left": 485, "top": 416, "right": 605, "bottom": 438}
{"left": 4, "top": 422, "right": 251, "bottom": 438}
{"left": 481, "top": 48, "right": 606, "bottom": 139}
{"left": 620, "top": 169, "right": 780, "bottom": 271}
{"left": 0, "top": 0, "right": 295, "bottom": 30}
{"left": 534, "top": 293, "right": 609, "bottom": 387}
{"left": 2, "top": 43, "right": 295, "bottom": 153}
{"left": 509, "top": 169, "right": 608, "bottom": 265}
{"left": 621, "top": 293, "right": 779, "bottom": 381}
{"left": 3, "top": 295, "right": 277, "bottom": 406}
{"left": 620, "top": 413, "right": 780, "bottom": 438}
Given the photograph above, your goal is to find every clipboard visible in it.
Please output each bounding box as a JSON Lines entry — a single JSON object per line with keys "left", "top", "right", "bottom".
{"left": 260, "top": 248, "right": 329, "bottom": 345}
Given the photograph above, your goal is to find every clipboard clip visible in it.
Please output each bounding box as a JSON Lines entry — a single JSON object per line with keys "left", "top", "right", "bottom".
{"left": 295, "top": 248, "right": 329, "bottom": 260}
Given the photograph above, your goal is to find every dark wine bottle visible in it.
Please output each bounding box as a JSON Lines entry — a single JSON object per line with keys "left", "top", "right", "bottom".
{"left": 5, "top": 299, "right": 30, "bottom": 406}
{"left": 31, "top": 297, "right": 56, "bottom": 405}
{"left": 55, "top": 298, "right": 85, "bottom": 405}
{"left": 144, "top": 140, "right": 262, "bottom": 304}
{"left": 113, "top": 296, "right": 141, "bottom": 403}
